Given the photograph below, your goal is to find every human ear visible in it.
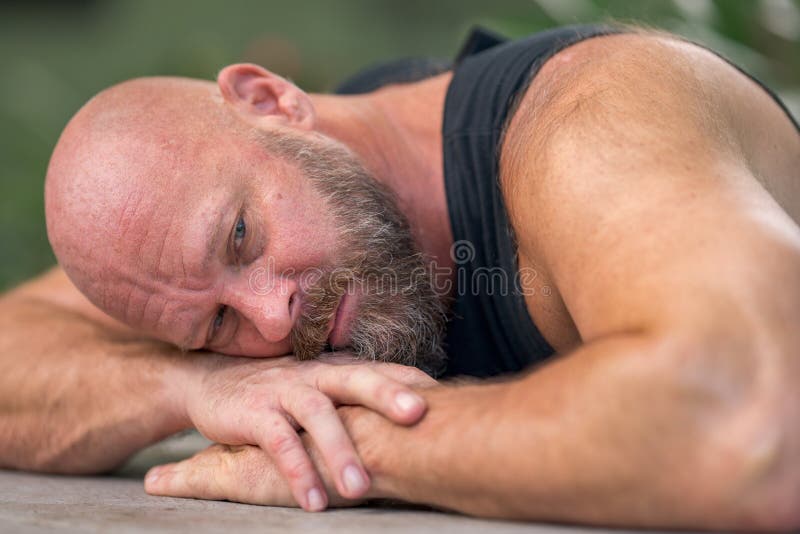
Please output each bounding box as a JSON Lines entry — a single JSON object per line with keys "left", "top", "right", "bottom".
{"left": 216, "top": 63, "right": 314, "bottom": 129}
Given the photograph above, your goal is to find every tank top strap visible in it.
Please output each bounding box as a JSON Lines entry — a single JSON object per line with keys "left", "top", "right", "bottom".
{"left": 441, "top": 25, "right": 618, "bottom": 377}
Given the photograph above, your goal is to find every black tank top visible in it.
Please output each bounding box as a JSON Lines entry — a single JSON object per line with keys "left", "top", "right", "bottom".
{"left": 336, "top": 25, "right": 799, "bottom": 378}
{"left": 440, "top": 25, "right": 620, "bottom": 377}
{"left": 337, "top": 26, "right": 618, "bottom": 377}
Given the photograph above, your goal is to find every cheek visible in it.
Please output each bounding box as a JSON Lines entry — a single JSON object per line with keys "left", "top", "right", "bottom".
{"left": 264, "top": 190, "right": 341, "bottom": 270}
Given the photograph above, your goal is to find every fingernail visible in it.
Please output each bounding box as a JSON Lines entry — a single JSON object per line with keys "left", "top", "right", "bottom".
{"left": 145, "top": 467, "right": 161, "bottom": 484}
{"left": 343, "top": 464, "right": 368, "bottom": 494}
{"left": 395, "top": 391, "right": 423, "bottom": 413}
{"left": 306, "top": 488, "right": 326, "bottom": 511}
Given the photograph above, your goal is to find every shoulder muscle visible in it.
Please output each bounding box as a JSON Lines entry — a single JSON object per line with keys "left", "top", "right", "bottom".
{"left": 500, "top": 31, "right": 800, "bottom": 341}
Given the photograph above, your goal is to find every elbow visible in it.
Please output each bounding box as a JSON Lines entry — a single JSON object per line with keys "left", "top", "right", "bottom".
{"left": 674, "top": 340, "right": 799, "bottom": 532}
{"left": 695, "top": 416, "right": 800, "bottom": 532}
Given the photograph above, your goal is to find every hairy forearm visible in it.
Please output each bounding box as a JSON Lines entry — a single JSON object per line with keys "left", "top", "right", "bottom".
{"left": 0, "top": 292, "right": 194, "bottom": 473}
{"left": 348, "top": 333, "right": 792, "bottom": 530}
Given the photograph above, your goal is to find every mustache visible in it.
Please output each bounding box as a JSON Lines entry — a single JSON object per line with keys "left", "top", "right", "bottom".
{"left": 262, "top": 129, "right": 446, "bottom": 373}
{"left": 290, "top": 268, "right": 351, "bottom": 360}
{"left": 287, "top": 248, "right": 447, "bottom": 376}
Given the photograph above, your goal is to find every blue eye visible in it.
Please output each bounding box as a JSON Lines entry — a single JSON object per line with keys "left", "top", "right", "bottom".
{"left": 211, "top": 305, "right": 227, "bottom": 338}
{"left": 234, "top": 216, "right": 246, "bottom": 249}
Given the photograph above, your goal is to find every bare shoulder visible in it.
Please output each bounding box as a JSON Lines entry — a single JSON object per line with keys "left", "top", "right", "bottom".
{"left": 501, "top": 30, "right": 799, "bottom": 228}
{"left": 496, "top": 30, "right": 800, "bottom": 343}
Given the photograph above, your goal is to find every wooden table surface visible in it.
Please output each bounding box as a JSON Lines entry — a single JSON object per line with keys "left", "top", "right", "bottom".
{"left": 0, "top": 432, "right": 679, "bottom": 533}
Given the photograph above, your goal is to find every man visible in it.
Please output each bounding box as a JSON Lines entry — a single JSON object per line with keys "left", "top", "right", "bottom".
{"left": 1, "top": 24, "right": 799, "bottom": 530}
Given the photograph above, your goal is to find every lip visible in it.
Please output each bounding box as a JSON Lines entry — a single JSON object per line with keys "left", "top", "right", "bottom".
{"left": 327, "top": 292, "right": 354, "bottom": 349}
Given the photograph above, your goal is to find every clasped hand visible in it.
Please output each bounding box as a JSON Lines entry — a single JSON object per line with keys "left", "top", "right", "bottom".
{"left": 146, "top": 353, "right": 435, "bottom": 511}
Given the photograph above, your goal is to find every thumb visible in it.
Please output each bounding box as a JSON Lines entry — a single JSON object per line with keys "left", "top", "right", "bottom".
{"left": 144, "top": 444, "right": 297, "bottom": 507}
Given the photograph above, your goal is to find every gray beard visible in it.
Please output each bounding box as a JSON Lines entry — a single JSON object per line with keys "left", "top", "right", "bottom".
{"left": 262, "top": 130, "right": 448, "bottom": 376}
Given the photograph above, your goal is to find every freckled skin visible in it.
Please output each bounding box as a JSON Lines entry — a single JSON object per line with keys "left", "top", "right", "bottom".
{"left": 47, "top": 78, "right": 344, "bottom": 355}
{"left": 28, "top": 33, "right": 800, "bottom": 529}
{"left": 39, "top": 72, "right": 451, "bottom": 511}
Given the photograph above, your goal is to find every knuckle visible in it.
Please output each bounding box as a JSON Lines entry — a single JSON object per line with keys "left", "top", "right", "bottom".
{"left": 243, "top": 390, "right": 273, "bottom": 412}
{"left": 397, "top": 366, "right": 432, "bottom": 385}
{"left": 267, "top": 430, "right": 299, "bottom": 457}
{"left": 219, "top": 448, "right": 238, "bottom": 475}
{"left": 300, "top": 394, "right": 333, "bottom": 415}
{"left": 291, "top": 390, "right": 333, "bottom": 415}
{"left": 354, "top": 365, "right": 385, "bottom": 385}
{"left": 311, "top": 369, "right": 332, "bottom": 392}
{"left": 225, "top": 448, "right": 261, "bottom": 493}
{"left": 382, "top": 362, "right": 413, "bottom": 377}
{"left": 335, "top": 368, "right": 356, "bottom": 388}
{"left": 282, "top": 457, "right": 311, "bottom": 483}
{"left": 207, "top": 443, "right": 232, "bottom": 455}
{"left": 184, "top": 465, "right": 208, "bottom": 495}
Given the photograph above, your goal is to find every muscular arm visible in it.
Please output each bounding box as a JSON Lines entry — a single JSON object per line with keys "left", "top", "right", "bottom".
{"left": 370, "top": 34, "right": 800, "bottom": 529}
{"left": 149, "top": 34, "right": 800, "bottom": 531}
{"left": 0, "top": 267, "right": 431, "bottom": 510}
{"left": 0, "top": 267, "right": 193, "bottom": 473}
{"left": 354, "top": 337, "right": 784, "bottom": 528}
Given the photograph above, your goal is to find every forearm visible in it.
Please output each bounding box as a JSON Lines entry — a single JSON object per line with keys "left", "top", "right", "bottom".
{"left": 351, "top": 333, "right": 787, "bottom": 530}
{"left": 0, "top": 292, "right": 194, "bottom": 473}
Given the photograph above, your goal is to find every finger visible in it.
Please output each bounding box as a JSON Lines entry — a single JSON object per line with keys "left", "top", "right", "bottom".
{"left": 315, "top": 364, "right": 428, "bottom": 424}
{"left": 283, "top": 385, "right": 370, "bottom": 500}
{"left": 375, "top": 362, "right": 439, "bottom": 388}
{"left": 316, "top": 354, "right": 439, "bottom": 388}
{"left": 254, "top": 412, "right": 329, "bottom": 512}
{"left": 144, "top": 444, "right": 297, "bottom": 507}
{"left": 144, "top": 446, "right": 229, "bottom": 500}
{"left": 144, "top": 462, "right": 182, "bottom": 496}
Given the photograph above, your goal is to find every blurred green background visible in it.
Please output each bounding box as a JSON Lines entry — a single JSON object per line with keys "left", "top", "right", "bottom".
{"left": 1, "top": 0, "right": 799, "bottom": 291}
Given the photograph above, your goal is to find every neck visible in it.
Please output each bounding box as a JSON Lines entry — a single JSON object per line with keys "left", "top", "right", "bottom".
{"left": 309, "top": 73, "right": 454, "bottom": 271}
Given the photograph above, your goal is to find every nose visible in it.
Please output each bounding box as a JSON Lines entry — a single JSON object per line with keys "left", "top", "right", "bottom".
{"left": 224, "top": 270, "right": 301, "bottom": 343}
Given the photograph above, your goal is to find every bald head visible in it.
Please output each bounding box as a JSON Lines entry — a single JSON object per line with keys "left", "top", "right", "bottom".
{"left": 44, "top": 67, "right": 446, "bottom": 369}
{"left": 45, "top": 59, "right": 329, "bottom": 321}
{"left": 46, "top": 76, "right": 239, "bottom": 320}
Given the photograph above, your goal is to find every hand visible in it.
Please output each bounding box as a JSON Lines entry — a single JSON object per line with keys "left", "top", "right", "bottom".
{"left": 145, "top": 444, "right": 304, "bottom": 507}
{"left": 145, "top": 406, "right": 389, "bottom": 507}
{"left": 145, "top": 441, "right": 362, "bottom": 509}
{"left": 176, "top": 353, "right": 435, "bottom": 511}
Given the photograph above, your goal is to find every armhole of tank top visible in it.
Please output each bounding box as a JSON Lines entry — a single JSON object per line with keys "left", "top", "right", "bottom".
{"left": 495, "top": 29, "right": 626, "bottom": 245}
{"left": 498, "top": 28, "right": 625, "bottom": 151}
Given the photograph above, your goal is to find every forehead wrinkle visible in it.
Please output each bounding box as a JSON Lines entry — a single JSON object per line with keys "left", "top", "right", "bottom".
{"left": 125, "top": 274, "right": 214, "bottom": 348}
{"left": 152, "top": 295, "right": 200, "bottom": 348}
{"left": 143, "top": 291, "right": 167, "bottom": 333}
{"left": 135, "top": 291, "right": 154, "bottom": 330}
{"left": 112, "top": 180, "right": 228, "bottom": 307}
{"left": 158, "top": 286, "right": 217, "bottom": 350}
{"left": 150, "top": 151, "right": 217, "bottom": 283}
{"left": 103, "top": 255, "right": 212, "bottom": 328}
{"left": 178, "top": 189, "right": 232, "bottom": 287}
{"left": 129, "top": 188, "right": 193, "bottom": 289}
{"left": 153, "top": 208, "right": 176, "bottom": 283}
{"left": 115, "top": 189, "right": 145, "bottom": 242}
{"left": 154, "top": 206, "right": 205, "bottom": 290}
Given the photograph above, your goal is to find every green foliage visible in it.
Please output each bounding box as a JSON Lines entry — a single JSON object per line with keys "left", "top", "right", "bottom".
{"left": 1, "top": 0, "right": 798, "bottom": 290}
